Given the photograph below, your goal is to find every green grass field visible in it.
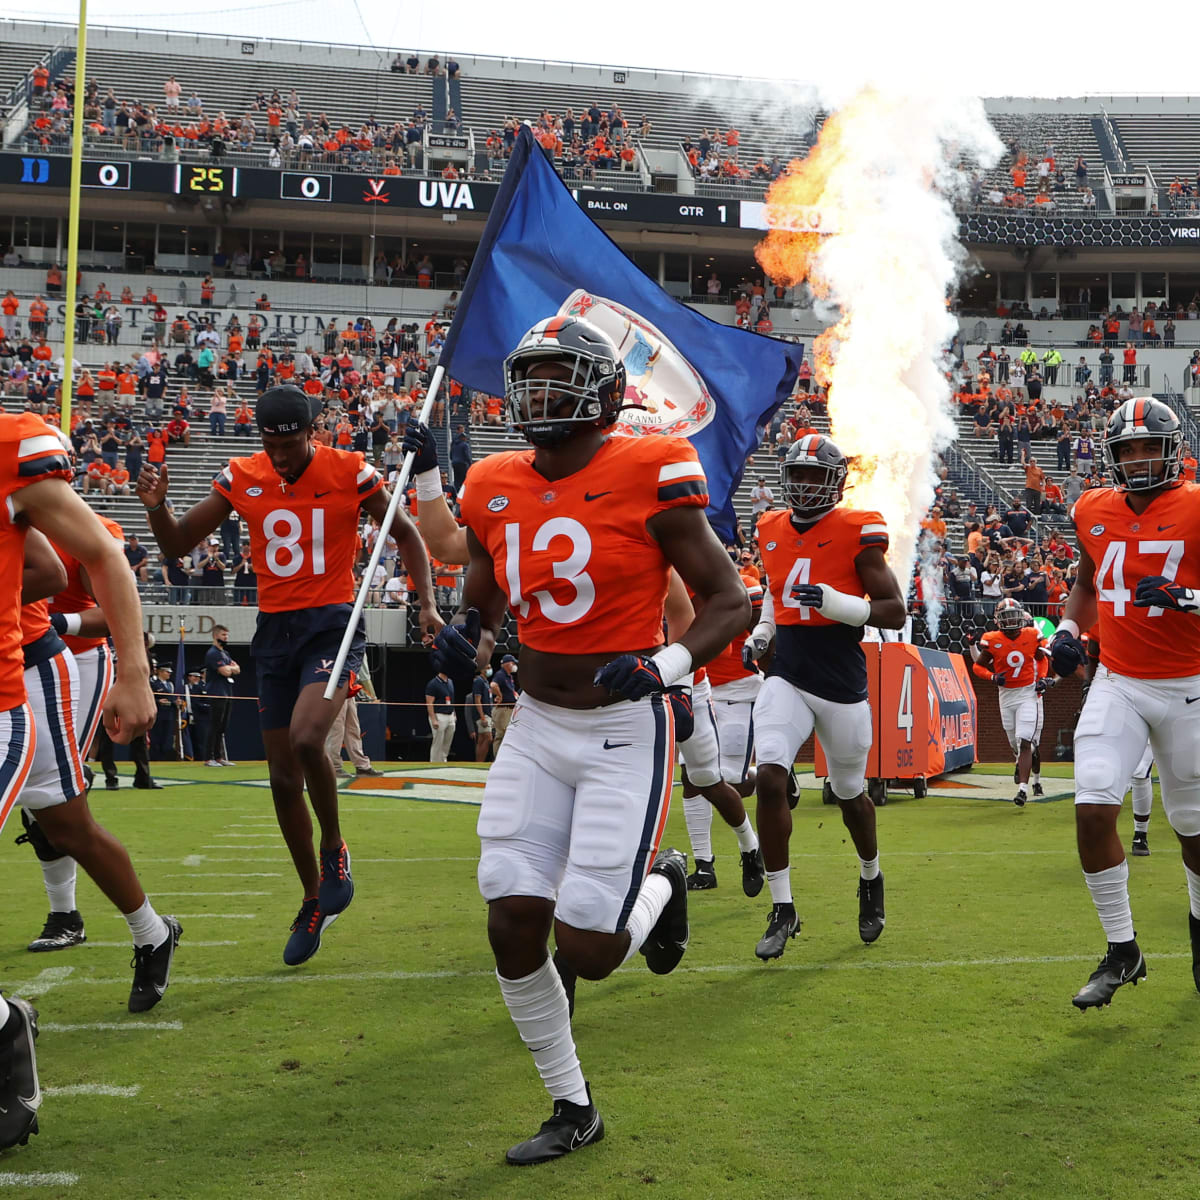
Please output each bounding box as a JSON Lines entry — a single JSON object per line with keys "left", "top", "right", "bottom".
{"left": 1, "top": 762, "right": 1198, "bottom": 1200}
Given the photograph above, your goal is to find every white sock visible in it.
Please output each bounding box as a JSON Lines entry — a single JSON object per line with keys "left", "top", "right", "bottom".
{"left": 497, "top": 959, "right": 588, "bottom": 1105}
{"left": 622, "top": 872, "right": 673, "bottom": 964}
{"left": 124, "top": 898, "right": 169, "bottom": 948}
{"left": 1018, "top": 781, "right": 1028, "bottom": 795}
{"left": 766, "top": 866, "right": 792, "bottom": 906}
{"left": 732, "top": 817, "right": 759, "bottom": 854}
{"left": 1186, "top": 866, "right": 1200, "bottom": 920}
{"left": 858, "top": 854, "right": 880, "bottom": 882}
{"left": 682, "top": 796, "right": 713, "bottom": 863}
{"left": 1030, "top": 771, "right": 1041, "bottom": 786}
{"left": 1131, "top": 778, "right": 1152, "bottom": 826}
{"left": 41, "top": 857, "right": 77, "bottom": 913}
{"left": 0, "top": 994, "right": 10, "bottom": 1030}
{"left": 1084, "top": 860, "right": 1135, "bottom": 944}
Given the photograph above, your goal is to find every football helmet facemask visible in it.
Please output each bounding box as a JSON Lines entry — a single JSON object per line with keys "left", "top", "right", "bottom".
{"left": 995, "top": 597, "right": 1024, "bottom": 633}
{"left": 1102, "top": 398, "right": 1183, "bottom": 493}
{"left": 781, "top": 434, "right": 848, "bottom": 522}
{"left": 504, "top": 316, "right": 627, "bottom": 448}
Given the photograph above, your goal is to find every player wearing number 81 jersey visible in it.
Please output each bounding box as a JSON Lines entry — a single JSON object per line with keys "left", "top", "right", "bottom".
{"left": 1054, "top": 397, "right": 1200, "bottom": 1009}
{"left": 137, "top": 385, "right": 440, "bottom": 967}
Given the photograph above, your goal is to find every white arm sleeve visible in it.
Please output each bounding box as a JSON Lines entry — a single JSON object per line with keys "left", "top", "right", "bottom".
{"left": 750, "top": 586, "right": 776, "bottom": 643}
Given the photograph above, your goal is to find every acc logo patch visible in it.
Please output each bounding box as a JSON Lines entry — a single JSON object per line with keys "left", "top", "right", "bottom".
{"left": 487, "top": 495, "right": 509, "bottom": 512}
{"left": 247, "top": 487, "right": 263, "bottom": 497}
{"left": 766, "top": 541, "right": 777, "bottom": 551}
{"left": 1090, "top": 524, "right": 1105, "bottom": 535}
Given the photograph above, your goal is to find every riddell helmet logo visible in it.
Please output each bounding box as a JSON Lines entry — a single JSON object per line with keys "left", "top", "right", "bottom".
{"left": 558, "top": 289, "right": 715, "bottom": 439}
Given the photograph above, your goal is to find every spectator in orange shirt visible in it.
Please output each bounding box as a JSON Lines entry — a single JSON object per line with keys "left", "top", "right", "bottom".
{"left": 109, "top": 465, "right": 131, "bottom": 495}
{"left": 45, "top": 263, "right": 62, "bottom": 293}
{"left": 921, "top": 506, "right": 947, "bottom": 542}
{"left": 146, "top": 427, "right": 168, "bottom": 465}
{"left": 1, "top": 290, "right": 17, "bottom": 338}
{"left": 32, "top": 339, "right": 53, "bottom": 364}
{"left": 28, "top": 296, "right": 48, "bottom": 337}
{"left": 116, "top": 369, "right": 137, "bottom": 397}
{"left": 234, "top": 401, "right": 254, "bottom": 437}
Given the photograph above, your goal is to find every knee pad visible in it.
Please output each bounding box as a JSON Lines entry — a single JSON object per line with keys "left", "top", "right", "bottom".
{"left": 477, "top": 844, "right": 551, "bottom": 904}
{"left": 1074, "top": 745, "right": 1121, "bottom": 802}
{"left": 556, "top": 873, "right": 617, "bottom": 934}
{"left": 15, "top": 808, "right": 68, "bottom": 863}
{"left": 686, "top": 763, "right": 722, "bottom": 789}
{"left": 827, "top": 769, "right": 866, "bottom": 803}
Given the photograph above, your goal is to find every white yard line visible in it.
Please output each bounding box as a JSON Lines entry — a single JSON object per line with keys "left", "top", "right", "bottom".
{"left": 0, "top": 1172, "right": 80, "bottom": 1187}
{"left": 41, "top": 1021, "right": 182, "bottom": 1032}
{"left": 84, "top": 940, "right": 238, "bottom": 948}
{"left": 44, "top": 1084, "right": 141, "bottom": 1098}
{"left": 150, "top": 891, "right": 269, "bottom": 897}
{"left": 109, "top": 912, "right": 256, "bottom": 920}
{"left": 162, "top": 872, "right": 282, "bottom": 878}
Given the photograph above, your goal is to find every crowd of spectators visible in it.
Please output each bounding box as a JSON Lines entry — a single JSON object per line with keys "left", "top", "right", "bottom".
{"left": 482, "top": 105, "right": 649, "bottom": 180}
{"left": 969, "top": 141, "right": 1095, "bottom": 211}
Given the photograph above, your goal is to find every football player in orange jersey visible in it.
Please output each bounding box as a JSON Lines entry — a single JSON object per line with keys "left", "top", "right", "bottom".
{"left": 136, "top": 385, "right": 440, "bottom": 966}
{"left": 0, "top": 413, "right": 155, "bottom": 1150}
{"left": 1048, "top": 398, "right": 1200, "bottom": 1007}
{"left": 13, "top": 513, "right": 125, "bottom": 953}
{"left": 434, "top": 316, "right": 749, "bottom": 1165}
{"left": 743, "top": 435, "right": 905, "bottom": 960}
{"left": 971, "top": 598, "right": 1050, "bottom": 806}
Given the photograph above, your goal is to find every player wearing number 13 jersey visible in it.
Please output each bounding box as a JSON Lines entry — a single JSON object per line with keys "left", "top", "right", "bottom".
{"left": 1051, "top": 398, "right": 1200, "bottom": 1009}
{"left": 742, "top": 434, "right": 905, "bottom": 962}
{"left": 444, "top": 316, "right": 749, "bottom": 1165}
{"left": 137, "top": 386, "right": 439, "bottom": 967}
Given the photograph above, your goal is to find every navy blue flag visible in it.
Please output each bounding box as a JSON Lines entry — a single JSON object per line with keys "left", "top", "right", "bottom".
{"left": 440, "top": 125, "right": 804, "bottom": 539}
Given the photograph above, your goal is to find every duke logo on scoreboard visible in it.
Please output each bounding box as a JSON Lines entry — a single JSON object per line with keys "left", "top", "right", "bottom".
{"left": 557, "top": 289, "right": 716, "bottom": 438}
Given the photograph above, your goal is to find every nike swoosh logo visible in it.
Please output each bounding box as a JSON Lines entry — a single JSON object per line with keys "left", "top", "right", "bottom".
{"left": 1187, "top": 697, "right": 1200, "bottom": 705}
{"left": 314, "top": 490, "right": 331, "bottom": 498}
{"left": 1158, "top": 524, "right": 1176, "bottom": 532}
{"left": 571, "top": 1113, "right": 601, "bottom": 1149}
{"left": 818, "top": 540, "right": 832, "bottom": 547}
{"left": 603, "top": 739, "right": 632, "bottom": 750}
{"left": 584, "top": 491, "right": 612, "bottom": 502}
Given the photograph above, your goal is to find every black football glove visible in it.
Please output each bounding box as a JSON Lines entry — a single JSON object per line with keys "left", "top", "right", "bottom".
{"left": 990, "top": 672, "right": 1006, "bottom": 686}
{"left": 401, "top": 420, "right": 441, "bottom": 475}
{"left": 742, "top": 632, "right": 769, "bottom": 671}
{"left": 790, "top": 582, "right": 824, "bottom": 607}
{"left": 665, "top": 686, "right": 695, "bottom": 743}
{"left": 430, "top": 607, "right": 481, "bottom": 674}
{"left": 593, "top": 653, "right": 665, "bottom": 700}
{"left": 1133, "top": 575, "right": 1200, "bottom": 614}
{"left": 1048, "top": 629, "right": 1087, "bottom": 677}
{"left": 1035, "top": 675, "right": 1055, "bottom": 695}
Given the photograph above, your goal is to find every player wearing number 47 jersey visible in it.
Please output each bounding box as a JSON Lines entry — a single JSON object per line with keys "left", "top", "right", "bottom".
{"left": 137, "top": 386, "right": 440, "bottom": 966}
{"left": 1050, "top": 398, "right": 1200, "bottom": 1009}
{"left": 744, "top": 435, "right": 905, "bottom": 962}
{"left": 431, "top": 316, "right": 749, "bottom": 1166}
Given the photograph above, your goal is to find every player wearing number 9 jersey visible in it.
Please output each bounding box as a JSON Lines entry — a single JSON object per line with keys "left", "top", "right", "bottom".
{"left": 1056, "top": 397, "right": 1200, "bottom": 1010}
{"left": 450, "top": 315, "right": 750, "bottom": 1165}
{"left": 743, "top": 434, "right": 905, "bottom": 962}
{"left": 972, "top": 598, "right": 1048, "bottom": 806}
{"left": 136, "top": 385, "right": 440, "bottom": 967}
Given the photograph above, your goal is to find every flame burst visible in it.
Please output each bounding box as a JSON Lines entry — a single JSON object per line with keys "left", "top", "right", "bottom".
{"left": 756, "top": 89, "right": 1000, "bottom": 597}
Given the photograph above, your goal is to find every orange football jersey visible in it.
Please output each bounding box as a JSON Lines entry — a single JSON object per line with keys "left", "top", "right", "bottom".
{"left": 458, "top": 436, "right": 708, "bottom": 654}
{"left": 0, "top": 415, "right": 73, "bottom": 709}
{"left": 212, "top": 444, "right": 382, "bottom": 613}
{"left": 51, "top": 515, "right": 123, "bottom": 654}
{"left": 756, "top": 506, "right": 888, "bottom": 627}
{"left": 1072, "top": 483, "right": 1200, "bottom": 678}
{"left": 979, "top": 625, "right": 1043, "bottom": 688}
{"left": 706, "top": 577, "right": 764, "bottom": 688}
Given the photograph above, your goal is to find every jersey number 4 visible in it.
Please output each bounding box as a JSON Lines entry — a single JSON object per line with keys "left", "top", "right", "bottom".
{"left": 1095, "top": 539, "right": 1182, "bottom": 616}
{"left": 503, "top": 518, "right": 595, "bottom": 624}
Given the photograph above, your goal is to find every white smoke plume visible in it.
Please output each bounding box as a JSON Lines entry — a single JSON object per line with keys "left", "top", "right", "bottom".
{"left": 756, "top": 89, "right": 1002, "bottom": 608}
{"left": 916, "top": 529, "right": 946, "bottom": 643}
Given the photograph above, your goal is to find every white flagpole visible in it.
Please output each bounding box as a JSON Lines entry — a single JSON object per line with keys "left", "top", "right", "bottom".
{"left": 322, "top": 364, "right": 446, "bottom": 701}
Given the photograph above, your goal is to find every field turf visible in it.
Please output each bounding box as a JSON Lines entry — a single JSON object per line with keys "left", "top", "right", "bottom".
{"left": 0, "top": 761, "right": 1197, "bottom": 1199}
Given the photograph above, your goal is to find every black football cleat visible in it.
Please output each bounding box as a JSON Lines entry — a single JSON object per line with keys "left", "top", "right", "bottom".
{"left": 552, "top": 948, "right": 577, "bottom": 1020}
{"left": 1190, "top": 913, "right": 1200, "bottom": 996}
{"left": 741, "top": 848, "right": 765, "bottom": 898}
{"left": 1012, "top": 789, "right": 1027, "bottom": 808}
{"left": 0, "top": 997, "right": 41, "bottom": 1151}
{"left": 128, "top": 915, "right": 182, "bottom": 1013}
{"left": 640, "top": 848, "right": 689, "bottom": 975}
{"left": 28, "top": 910, "right": 86, "bottom": 952}
{"left": 686, "top": 858, "right": 717, "bottom": 891}
{"left": 755, "top": 903, "right": 799, "bottom": 961}
{"left": 1071, "top": 940, "right": 1146, "bottom": 1010}
{"left": 1032, "top": 781, "right": 1045, "bottom": 798}
{"left": 1131, "top": 832, "right": 1150, "bottom": 857}
{"left": 857, "top": 873, "right": 886, "bottom": 944}
{"left": 505, "top": 1083, "right": 604, "bottom": 1165}
{"left": 786, "top": 765, "right": 800, "bottom": 810}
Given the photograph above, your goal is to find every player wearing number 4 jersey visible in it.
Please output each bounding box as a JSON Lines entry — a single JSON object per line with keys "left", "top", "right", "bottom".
{"left": 137, "top": 386, "right": 440, "bottom": 966}
{"left": 972, "top": 599, "right": 1049, "bottom": 806}
{"left": 434, "top": 316, "right": 749, "bottom": 1165}
{"left": 744, "top": 435, "right": 905, "bottom": 962}
{"left": 1050, "top": 398, "right": 1200, "bottom": 1009}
